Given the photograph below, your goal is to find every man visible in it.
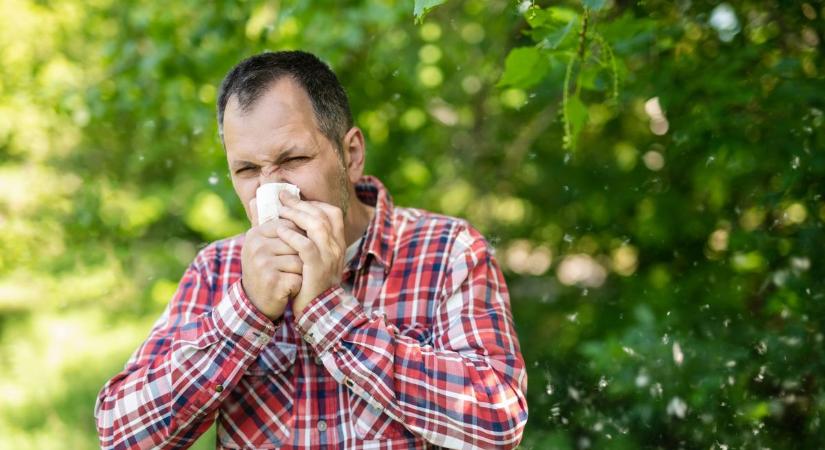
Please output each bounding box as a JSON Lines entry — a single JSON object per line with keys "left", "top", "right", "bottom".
{"left": 96, "top": 51, "right": 527, "bottom": 449}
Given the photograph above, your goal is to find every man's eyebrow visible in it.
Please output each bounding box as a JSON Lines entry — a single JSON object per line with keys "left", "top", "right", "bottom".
{"left": 274, "top": 147, "right": 309, "bottom": 161}
{"left": 230, "top": 159, "right": 257, "bottom": 168}
{"left": 230, "top": 147, "right": 309, "bottom": 168}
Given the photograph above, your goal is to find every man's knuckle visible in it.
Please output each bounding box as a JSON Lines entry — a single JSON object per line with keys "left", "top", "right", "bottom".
{"left": 302, "top": 241, "right": 317, "bottom": 254}
{"left": 305, "top": 221, "right": 322, "bottom": 233}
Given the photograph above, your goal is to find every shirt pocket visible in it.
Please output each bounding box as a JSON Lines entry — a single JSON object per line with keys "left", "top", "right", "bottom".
{"left": 348, "top": 389, "right": 407, "bottom": 440}
{"left": 218, "top": 341, "right": 297, "bottom": 449}
{"left": 246, "top": 341, "right": 298, "bottom": 375}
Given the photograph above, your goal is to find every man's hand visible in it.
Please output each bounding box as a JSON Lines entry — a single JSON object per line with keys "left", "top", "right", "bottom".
{"left": 276, "top": 191, "right": 346, "bottom": 318}
{"left": 240, "top": 198, "right": 304, "bottom": 321}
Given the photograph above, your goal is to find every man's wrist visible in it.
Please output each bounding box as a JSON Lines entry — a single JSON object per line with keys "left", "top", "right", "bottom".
{"left": 292, "top": 284, "right": 341, "bottom": 319}
{"left": 213, "top": 281, "right": 279, "bottom": 351}
{"left": 239, "top": 278, "right": 286, "bottom": 323}
{"left": 294, "top": 286, "right": 366, "bottom": 355}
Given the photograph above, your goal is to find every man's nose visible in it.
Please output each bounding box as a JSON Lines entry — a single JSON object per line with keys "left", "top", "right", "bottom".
{"left": 259, "top": 166, "right": 288, "bottom": 185}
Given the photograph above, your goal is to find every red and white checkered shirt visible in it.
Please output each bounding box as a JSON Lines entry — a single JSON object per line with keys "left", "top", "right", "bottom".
{"left": 95, "top": 176, "right": 528, "bottom": 449}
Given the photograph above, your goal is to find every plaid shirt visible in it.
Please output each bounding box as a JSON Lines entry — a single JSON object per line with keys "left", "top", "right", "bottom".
{"left": 95, "top": 176, "right": 527, "bottom": 449}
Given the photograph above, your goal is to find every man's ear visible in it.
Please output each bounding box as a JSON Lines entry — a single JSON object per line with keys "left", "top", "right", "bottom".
{"left": 341, "top": 127, "right": 366, "bottom": 183}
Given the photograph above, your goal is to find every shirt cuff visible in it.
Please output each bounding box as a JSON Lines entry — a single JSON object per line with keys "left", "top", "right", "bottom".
{"left": 294, "top": 286, "right": 367, "bottom": 355}
{"left": 212, "top": 280, "right": 279, "bottom": 356}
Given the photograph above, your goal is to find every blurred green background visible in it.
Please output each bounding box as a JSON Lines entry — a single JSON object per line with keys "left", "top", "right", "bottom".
{"left": 1, "top": 0, "right": 823, "bottom": 448}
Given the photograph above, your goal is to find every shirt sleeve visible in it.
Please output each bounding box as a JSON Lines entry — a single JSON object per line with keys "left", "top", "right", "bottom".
{"left": 94, "top": 257, "right": 278, "bottom": 450}
{"left": 295, "top": 226, "right": 528, "bottom": 449}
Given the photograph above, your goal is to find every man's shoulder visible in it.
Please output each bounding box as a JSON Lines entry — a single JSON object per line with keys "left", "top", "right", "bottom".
{"left": 393, "top": 205, "right": 467, "bottom": 230}
{"left": 391, "top": 206, "right": 486, "bottom": 251}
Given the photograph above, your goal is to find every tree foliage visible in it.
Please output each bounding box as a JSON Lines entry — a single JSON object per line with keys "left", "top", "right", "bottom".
{"left": 1, "top": 0, "right": 823, "bottom": 448}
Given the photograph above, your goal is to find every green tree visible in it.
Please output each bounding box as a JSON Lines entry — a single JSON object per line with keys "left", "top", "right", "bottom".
{"left": 0, "top": 0, "right": 822, "bottom": 448}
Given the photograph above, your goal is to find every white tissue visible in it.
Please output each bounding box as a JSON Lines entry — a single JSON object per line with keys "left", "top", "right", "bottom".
{"left": 256, "top": 183, "right": 300, "bottom": 225}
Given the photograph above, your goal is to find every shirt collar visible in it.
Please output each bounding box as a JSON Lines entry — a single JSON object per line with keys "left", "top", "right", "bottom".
{"left": 346, "top": 175, "right": 395, "bottom": 274}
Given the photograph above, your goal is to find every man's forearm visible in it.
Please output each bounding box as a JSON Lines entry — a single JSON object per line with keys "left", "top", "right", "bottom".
{"left": 95, "top": 278, "right": 277, "bottom": 450}
{"left": 296, "top": 283, "right": 528, "bottom": 450}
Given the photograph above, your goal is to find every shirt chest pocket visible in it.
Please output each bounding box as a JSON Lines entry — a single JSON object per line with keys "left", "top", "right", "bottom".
{"left": 246, "top": 341, "right": 298, "bottom": 376}
{"left": 218, "top": 341, "right": 297, "bottom": 449}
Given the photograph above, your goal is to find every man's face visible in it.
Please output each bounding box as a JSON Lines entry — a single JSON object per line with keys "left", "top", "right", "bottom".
{"left": 222, "top": 78, "right": 350, "bottom": 225}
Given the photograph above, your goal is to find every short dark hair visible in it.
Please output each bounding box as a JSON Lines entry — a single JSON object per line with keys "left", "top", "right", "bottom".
{"left": 216, "top": 51, "right": 353, "bottom": 152}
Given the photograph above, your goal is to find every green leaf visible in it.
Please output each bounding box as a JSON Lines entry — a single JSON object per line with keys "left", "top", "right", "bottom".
{"left": 525, "top": 7, "right": 553, "bottom": 28}
{"left": 582, "top": 0, "right": 607, "bottom": 10}
{"left": 414, "top": 0, "right": 448, "bottom": 23}
{"left": 540, "top": 16, "right": 577, "bottom": 50}
{"left": 548, "top": 6, "right": 579, "bottom": 22}
{"left": 497, "top": 47, "right": 551, "bottom": 89}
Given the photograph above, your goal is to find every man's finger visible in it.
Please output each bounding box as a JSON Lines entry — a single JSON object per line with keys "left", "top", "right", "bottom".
{"left": 258, "top": 219, "right": 280, "bottom": 238}
{"left": 280, "top": 193, "right": 342, "bottom": 246}
{"left": 279, "top": 191, "right": 327, "bottom": 223}
{"left": 279, "top": 273, "right": 303, "bottom": 299}
{"left": 272, "top": 254, "right": 303, "bottom": 274}
{"left": 278, "top": 205, "right": 331, "bottom": 245}
{"left": 268, "top": 237, "right": 300, "bottom": 255}
{"left": 258, "top": 218, "right": 302, "bottom": 239}
{"left": 279, "top": 190, "right": 301, "bottom": 207}
{"left": 307, "top": 201, "right": 346, "bottom": 247}
{"left": 277, "top": 224, "right": 318, "bottom": 261}
{"left": 278, "top": 218, "right": 306, "bottom": 236}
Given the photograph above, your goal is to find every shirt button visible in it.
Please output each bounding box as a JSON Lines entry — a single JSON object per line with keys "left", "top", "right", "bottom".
{"left": 303, "top": 333, "right": 314, "bottom": 345}
{"left": 215, "top": 384, "right": 224, "bottom": 393}
{"left": 314, "top": 355, "right": 323, "bottom": 366}
{"left": 317, "top": 420, "right": 328, "bottom": 432}
{"left": 344, "top": 378, "right": 354, "bottom": 387}
{"left": 256, "top": 334, "right": 270, "bottom": 345}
